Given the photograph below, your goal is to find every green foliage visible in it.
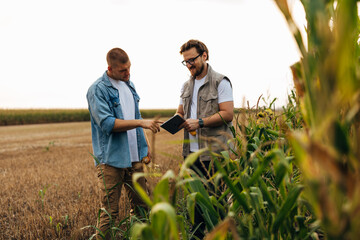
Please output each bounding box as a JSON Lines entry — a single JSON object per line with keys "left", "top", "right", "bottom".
{"left": 274, "top": 0, "right": 360, "bottom": 239}
{"left": 127, "top": 97, "right": 320, "bottom": 239}
{"left": 44, "top": 141, "right": 55, "bottom": 151}
{"left": 201, "top": 102, "right": 318, "bottom": 239}
{"left": 0, "top": 109, "right": 244, "bottom": 126}
{"left": 38, "top": 184, "right": 50, "bottom": 208}
{"left": 281, "top": 90, "right": 304, "bottom": 130}
{"left": 131, "top": 171, "right": 187, "bottom": 240}
{"left": 0, "top": 109, "right": 90, "bottom": 126}
{"left": 139, "top": 109, "right": 176, "bottom": 119}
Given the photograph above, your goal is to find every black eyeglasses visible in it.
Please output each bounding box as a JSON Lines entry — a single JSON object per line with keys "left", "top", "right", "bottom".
{"left": 181, "top": 53, "right": 202, "bottom": 66}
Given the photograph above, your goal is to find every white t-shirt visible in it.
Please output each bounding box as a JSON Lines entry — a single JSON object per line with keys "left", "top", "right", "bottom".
{"left": 109, "top": 78, "right": 139, "bottom": 162}
{"left": 179, "top": 76, "right": 233, "bottom": 152}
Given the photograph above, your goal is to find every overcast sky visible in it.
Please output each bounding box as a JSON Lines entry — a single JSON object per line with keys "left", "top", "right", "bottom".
{"left": 0, "top": 0, "right": 306, "bottom": 109}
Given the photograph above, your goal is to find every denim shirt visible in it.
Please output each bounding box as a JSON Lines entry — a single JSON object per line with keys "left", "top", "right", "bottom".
{"left": 86, "top": 71, "right": 148, "bottom": 168}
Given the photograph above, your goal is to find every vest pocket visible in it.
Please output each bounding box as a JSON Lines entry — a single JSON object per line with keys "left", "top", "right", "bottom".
{"left": 199, "top": 93, "right": 219, "bottom": 116}
{"left": 181, "top": 91, "right": 191, "bottom": 113}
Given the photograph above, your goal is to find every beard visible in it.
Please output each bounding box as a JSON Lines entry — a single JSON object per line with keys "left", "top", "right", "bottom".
{"left": 115, "top": 74, "right": 130, "bottom": 82}
{"left": 190, "top": 63, "right": 205, "bottom": 78}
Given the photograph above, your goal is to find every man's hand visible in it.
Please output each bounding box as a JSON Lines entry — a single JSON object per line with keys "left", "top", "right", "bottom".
{"left": 113, "top": 119, "right": 163, "bottom": 133}
{"left": 141, "top": 119, "right": 163, "bottom": 133}
{"left": 181, "top": 119, "right": 200, "bottom": 132}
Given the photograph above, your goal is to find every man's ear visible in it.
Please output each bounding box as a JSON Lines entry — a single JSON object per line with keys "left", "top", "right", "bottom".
{"left": 202, "top": 52, "right": 208, "bottom": 61}
{"left": 107, "top": 66, "right": 111, "bottom": 72}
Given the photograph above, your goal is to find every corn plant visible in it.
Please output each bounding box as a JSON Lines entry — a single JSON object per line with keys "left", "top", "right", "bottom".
{"left": 38, "top": 184, "right": 50, "bottom": 208}
{"left": 44, "top": 141, "right": 55, "bottom": 152}
{"left": 130, "top": 97, "right": 319, "bottom": 239}
{"left": 274, "top": 0, "right": 360, "bottom": 239}
{"left": 131, "top": 169, "right": 188, "bottom": 240}
{"left": 183, "top": 105, "right": 319, "bottom": 239}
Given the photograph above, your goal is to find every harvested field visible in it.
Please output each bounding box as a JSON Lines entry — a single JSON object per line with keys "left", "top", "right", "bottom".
{"left": 0, "top": 121, "right": 183, "bottom": 239}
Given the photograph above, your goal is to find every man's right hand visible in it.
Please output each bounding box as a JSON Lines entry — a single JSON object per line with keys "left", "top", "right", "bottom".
{"left": 141, "top": 119, "right": 163, "bottom": 133}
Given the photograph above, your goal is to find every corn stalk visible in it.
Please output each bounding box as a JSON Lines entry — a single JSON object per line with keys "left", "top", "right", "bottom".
{"left": 274, "top": 0, "right": 360, "bottom": 239}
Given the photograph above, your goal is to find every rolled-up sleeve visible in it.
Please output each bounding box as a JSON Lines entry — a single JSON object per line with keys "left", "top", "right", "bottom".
{"left": 87, "top": 84, "right": 115, "bottom": 135}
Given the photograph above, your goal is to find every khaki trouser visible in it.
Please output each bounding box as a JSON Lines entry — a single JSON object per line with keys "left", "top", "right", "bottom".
{"left": 96, "top": 162, "right": 148, "bottom": 240}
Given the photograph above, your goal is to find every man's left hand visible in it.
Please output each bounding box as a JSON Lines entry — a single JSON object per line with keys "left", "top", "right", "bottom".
{"left": 182, "top": 119, "right": 200, "bottom": 132}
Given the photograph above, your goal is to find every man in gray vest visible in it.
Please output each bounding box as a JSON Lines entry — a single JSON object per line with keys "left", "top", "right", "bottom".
{"left": 176, "top": 39, "right": 234, "bottom": 239}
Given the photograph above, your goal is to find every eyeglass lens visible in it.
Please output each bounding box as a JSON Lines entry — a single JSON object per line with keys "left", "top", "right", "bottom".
{"left": 182, "top": 53, "right": 202, "bottom": 66}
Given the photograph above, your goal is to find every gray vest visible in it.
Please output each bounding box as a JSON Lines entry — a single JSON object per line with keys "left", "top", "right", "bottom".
{"left": 180, "top": 64, "right": 233, "bottom": 161}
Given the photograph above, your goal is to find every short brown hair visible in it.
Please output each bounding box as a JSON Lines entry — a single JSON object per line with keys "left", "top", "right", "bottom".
{"left": 179, "top": 39, "right": 209, "bottom": 60}
{"left": 106, "top": 48, "right": 129, "bottom": 67}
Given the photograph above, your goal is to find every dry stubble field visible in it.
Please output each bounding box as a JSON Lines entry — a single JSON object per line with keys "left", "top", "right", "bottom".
{"left": 0, "top": 121, "right": 183, "bottom": 239}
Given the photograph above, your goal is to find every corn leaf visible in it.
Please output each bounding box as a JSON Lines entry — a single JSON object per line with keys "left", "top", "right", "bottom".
{"left": 133, "top": 172, "right": 153, "bottom": 207}
{"left": 272, "top": 185, "right": 304, "bottom": 233}
{"left": 151, "top": 202, "right": 179, "bottom": 240}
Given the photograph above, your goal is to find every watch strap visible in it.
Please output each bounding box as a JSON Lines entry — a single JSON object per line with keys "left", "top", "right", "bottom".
{"left": 199, "top": 118, "right": 204, "bottom": 128}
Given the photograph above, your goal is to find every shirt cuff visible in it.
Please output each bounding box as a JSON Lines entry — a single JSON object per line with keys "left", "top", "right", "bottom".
{"left": 101, "top": 116, "right": 116, "bottom": 135}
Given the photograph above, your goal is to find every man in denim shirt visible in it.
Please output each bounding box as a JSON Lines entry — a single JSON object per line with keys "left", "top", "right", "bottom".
{"left": 87, "top": 48, "right": 162, "bottom": 240}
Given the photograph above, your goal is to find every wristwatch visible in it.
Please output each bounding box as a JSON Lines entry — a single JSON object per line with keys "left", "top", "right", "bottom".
{"left": 198, "top": 118, "right": 204, "bottom": 128}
